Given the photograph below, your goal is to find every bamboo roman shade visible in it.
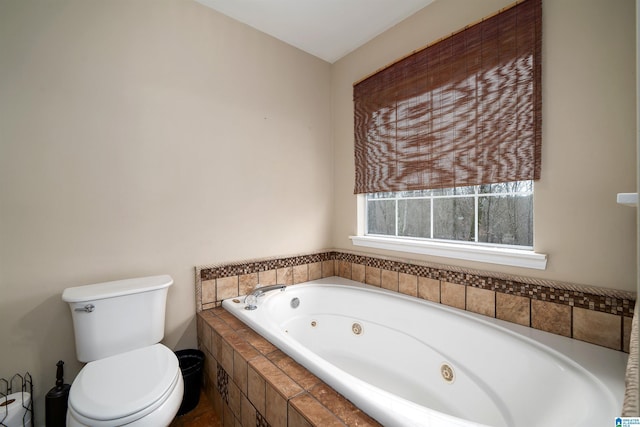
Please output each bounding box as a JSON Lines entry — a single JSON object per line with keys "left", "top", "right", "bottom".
{"left": 354, "top": 0, "right": 542, "bottom": 194}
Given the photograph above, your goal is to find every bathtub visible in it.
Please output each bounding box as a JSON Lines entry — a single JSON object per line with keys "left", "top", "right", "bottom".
{"left": 222, "top": 277, "right": 628, "bottom": 427}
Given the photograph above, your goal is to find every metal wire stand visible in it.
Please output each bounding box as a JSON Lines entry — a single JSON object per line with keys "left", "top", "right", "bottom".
{"left": 0, "top": 373, "right": 33, "bottom": 427}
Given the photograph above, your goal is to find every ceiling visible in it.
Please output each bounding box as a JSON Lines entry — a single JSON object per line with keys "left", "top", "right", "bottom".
{"left": 194, "top": 0, "right": 434, "bottom": 63}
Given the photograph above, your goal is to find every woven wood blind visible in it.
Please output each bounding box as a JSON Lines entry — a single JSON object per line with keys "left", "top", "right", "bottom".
{"left": 354, "top": 0, "right": 542, "bottom": 194}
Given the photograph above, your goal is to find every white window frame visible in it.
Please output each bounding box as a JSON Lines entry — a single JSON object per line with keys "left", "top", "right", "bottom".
{"left": 351, "top": 185, "right": 547, "bottom": 270}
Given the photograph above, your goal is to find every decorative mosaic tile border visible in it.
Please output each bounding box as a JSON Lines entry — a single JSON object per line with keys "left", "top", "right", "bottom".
{"left": 216, "top": 364, "right": 229, "bottom": 404}
{"left": 196, "top": 249, "right": 636, "bottom": 317}
{"left": 199, "top": 251, "right": 335, "bottom": 281}
{"left": 335, "top": 251, "right": 636, "bottom": 317}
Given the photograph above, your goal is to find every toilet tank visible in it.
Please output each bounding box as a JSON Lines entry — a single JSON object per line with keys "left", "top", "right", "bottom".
{"left": 62, "top": 275, "right": 173, "bottom": 362}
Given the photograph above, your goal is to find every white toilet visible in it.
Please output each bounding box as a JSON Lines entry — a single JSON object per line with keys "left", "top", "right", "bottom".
{"left": 62, "top": 275, "right": 184, "bottom": 427}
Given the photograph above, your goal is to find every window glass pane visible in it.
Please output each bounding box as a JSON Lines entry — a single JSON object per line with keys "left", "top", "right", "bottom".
{"left": 367, "top": 200, "right": 396, "bottom": 235}
{"left": 368, "top": 192, "right": 395, "bottom": 200}
{"left": 433, "top": 197, "right": 475, "bottom": 241}
{"left": 479, "top": 180, "right": 533, "bottom": 194}
{"left": 432, "top": 186, "right": 475, "bottom": 196}
{"left": 453, "top": 186, "right": 476, "bottom": 195}
{"left": 398, "top": 199, "right": 431, "bottom": 238}
{"left": 431, "top": 187, "right": 455, "bottom": 196}
{"left": 399, "top": 189, "right": 431, "bottom": 198}
{"left": 478, "top": 194, "right": 533, "bottom": 246}
{"left": 365, "top": 182, "right": 533, "bottom": 248}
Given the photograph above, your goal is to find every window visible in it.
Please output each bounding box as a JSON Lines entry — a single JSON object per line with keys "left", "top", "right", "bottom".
{"left": 367, "top": 180, "right": 533, "bottom": 249}
{"left": 351, "top": 0, "right": 546, "bottom": 269}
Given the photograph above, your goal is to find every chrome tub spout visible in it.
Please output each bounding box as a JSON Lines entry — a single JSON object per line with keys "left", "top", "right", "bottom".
{"left": 244, "top": 284, "right": 286, "bottom": 310}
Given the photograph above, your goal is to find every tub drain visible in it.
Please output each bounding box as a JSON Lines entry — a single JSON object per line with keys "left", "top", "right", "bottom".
{"left": 351, "top": 322, "right": 363, "bottom": 335}
{"left": 441, "top": 363, "right": 455, "bottom": 384}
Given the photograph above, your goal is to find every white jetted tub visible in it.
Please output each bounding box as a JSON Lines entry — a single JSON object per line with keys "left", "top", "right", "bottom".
{"left": 222, "top": 277, "right": 628, "bottom": 427}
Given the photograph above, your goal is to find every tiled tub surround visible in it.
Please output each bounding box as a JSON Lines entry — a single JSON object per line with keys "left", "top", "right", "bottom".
{"left": 197, "top": 307, "right": 382, "bottom": 427}
{"left": 623, "top": 301, "right": 639, "bottom": 416}
{"left": 197, "top": 251, "right": 635, "bottom": 352}
{"left": 196, "top": 251, "right": 638, "bottom": 424}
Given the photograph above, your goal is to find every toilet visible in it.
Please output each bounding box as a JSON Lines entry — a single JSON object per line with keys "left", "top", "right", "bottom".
{"left": 62, "top": 275, "right": 184, "bottom": 427}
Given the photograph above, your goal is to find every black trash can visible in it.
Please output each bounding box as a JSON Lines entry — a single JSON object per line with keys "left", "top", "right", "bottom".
{"left": 175, "top": 349, "right": 205, "bottom": 416}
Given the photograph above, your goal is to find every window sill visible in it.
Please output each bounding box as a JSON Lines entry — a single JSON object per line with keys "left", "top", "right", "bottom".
{"left": 349, "top": 235, "right": 548, "bottom": 270}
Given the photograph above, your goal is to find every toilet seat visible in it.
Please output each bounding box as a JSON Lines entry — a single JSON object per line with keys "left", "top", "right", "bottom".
{"left": 68, "top": 344, "right": 181, "bottom": 426}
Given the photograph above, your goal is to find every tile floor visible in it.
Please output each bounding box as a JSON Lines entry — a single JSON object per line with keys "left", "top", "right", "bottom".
{"left": 170, "top": 391, "right": 222, "bottom": 427}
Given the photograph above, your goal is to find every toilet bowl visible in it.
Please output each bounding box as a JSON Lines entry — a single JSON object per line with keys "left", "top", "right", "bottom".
{"left": 67, "top": 344, "right": 183, "bottom": 427}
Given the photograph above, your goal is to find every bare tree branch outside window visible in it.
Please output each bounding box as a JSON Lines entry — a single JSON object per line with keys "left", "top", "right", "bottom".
{"left": 366, "top": 181, "right": 533, "bottom": 248}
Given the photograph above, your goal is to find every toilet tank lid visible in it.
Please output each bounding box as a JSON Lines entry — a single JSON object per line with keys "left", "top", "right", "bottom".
{"left": 62, "top": 275, "right": 173, "bottom": 303}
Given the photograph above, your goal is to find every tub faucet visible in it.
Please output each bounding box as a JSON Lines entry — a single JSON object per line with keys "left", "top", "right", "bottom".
{"left": 244, "top": 284, "right": 286, "bottom": 310}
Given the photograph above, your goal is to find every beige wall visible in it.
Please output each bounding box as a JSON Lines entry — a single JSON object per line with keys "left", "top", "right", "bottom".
{"left": 0, "top": 1, "right": 332, "bottom": 423}
{"left": 332, "top": 0, "right": 637, "bottom": 292}
{"left": 1, "top": 0, "right": 637, "bottom": 425}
